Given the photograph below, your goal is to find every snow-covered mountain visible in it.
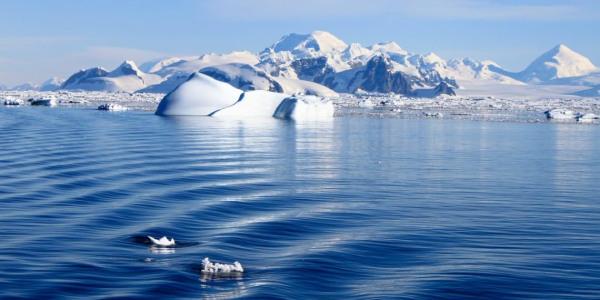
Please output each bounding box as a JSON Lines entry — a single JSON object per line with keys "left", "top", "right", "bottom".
{"left": 39, "top": 77, "right": 64, "bottom": 91}
{"left": 197, "top": 63, "right": 337, "bottom": 97}
{"left": 11, "top": 83, "right": 39, "bottom": 91}
{"left": 515, "top": 44, "right": 597, "bottom": 83}
{"left": 53, "top": 31, "right": 599, "bottom": 98}
{"left": 257, "top": 31, "right": 457, "bottom": 96}
{"left": 267, "top": 31, "right": 348, "bottom": 58}
{"left": 153, "top": 52, "right": 259, "bottom": 77}
{"left": 61, "top": 61, "right": 162, "bottom": 93}
{"left": 320, "top": 54, "right": 452, "bottom": 96}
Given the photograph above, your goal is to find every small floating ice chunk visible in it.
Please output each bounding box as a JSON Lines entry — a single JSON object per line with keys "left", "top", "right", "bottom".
{"left": 147, "top": 236, "right": 175, "bottom": 247}
{"left": 201, "top": 257, "right": 244, "bottom": 273}
{"left": 422, "top": 111, "right": 444, "bottom": 118}
{"left": 30, "top": 97, "right": 57, "bottom": 107}
{"left": 544, "top": 109, "right": 576, "bottom": 120}
{"left": 98, "top": 103, "right": 127, "bottom": 111}
{"left": 3, "top": 97, "right": 24, "bottom": 106}
{"left": 576, "top": 113, "right": 599, "bottom": 123}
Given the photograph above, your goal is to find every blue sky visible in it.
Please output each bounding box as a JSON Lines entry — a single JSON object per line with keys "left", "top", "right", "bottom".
{"left": 0, "top": 0, "right": 599, "bottom": 85}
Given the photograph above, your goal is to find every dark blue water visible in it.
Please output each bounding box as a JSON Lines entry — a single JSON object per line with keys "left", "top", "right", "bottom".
{"left": 1, "top": 106, "right": 600, "bottom": 299}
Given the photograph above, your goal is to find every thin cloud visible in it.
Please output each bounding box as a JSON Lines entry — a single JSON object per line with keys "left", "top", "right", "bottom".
{"left": 199, "top": 0, "right": 598, "bottom": 21}
{"left": 73, "top": 46, "right": 166, "bottom": 68}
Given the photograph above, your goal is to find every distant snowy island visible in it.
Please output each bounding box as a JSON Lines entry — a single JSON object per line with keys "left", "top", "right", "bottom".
{"left": 1, "top": 31, "right": 599, "bottom": 123}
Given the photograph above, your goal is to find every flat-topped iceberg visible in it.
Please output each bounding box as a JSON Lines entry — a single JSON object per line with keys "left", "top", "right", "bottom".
{"left": 154, "top": 72, "right": 335, "bottom": 120}
{"left": 155, "top": 72, "right": 242, "bottom": 116}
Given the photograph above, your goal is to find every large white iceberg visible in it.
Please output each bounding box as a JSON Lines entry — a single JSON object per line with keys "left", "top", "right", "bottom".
{"left": 155, "top": 72, "right": 334, "bottom": 120}
{"left": 155, "top": 72, "right": 242, "bottom": 116}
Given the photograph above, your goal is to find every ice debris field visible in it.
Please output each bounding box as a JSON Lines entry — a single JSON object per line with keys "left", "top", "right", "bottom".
{"left": 2, "top": 88, "right": 599, "bottom": 124}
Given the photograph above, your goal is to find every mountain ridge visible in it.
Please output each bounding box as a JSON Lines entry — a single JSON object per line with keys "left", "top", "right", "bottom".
{"left": 12, "top": 31, "right": 597, "bottom": 97}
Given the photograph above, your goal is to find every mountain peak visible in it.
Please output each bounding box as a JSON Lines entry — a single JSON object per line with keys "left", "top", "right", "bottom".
{"left": 266, "top": 31, "right": 347, "bottom": 57}
{"left": 110, "top": 60, "right": 143, "bottom": 77}
{"left": 553, "top": 43, "right": 569, "bottom": 52}
{"left": 370, "top": 42, "right": 407, "bottom": 55}
{"left": 518, "top": 44, "right": 597, "bottom": 82}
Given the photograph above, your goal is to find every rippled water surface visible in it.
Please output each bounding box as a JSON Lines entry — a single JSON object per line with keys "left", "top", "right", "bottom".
{"left": 1, "top": 106, "right": 600, "bottom": 299}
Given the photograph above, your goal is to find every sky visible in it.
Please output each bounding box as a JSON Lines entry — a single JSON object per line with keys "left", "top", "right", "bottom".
{"left": 0, "top": 0, "right": 599, "bottom": 86}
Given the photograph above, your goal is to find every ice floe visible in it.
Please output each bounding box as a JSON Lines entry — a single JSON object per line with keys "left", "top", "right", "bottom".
{"left": 577, "top": 113, "right": 599, "bottom": 123}
{"left": 545, "top": 108, "right": 577, "bottom": 120}
{"left": 422, "top": 111, "right": 444, "bottom": 118}
{"left": 201, "top": 257, "right": 244, "bottom": 274}
{"left": 30, "top": 97, "right": 57, "bottom": 107}
{"left": 3, "top": 97, "right": 23, "bottom": 106}
{"left": 98, "top": 103, "right": 128, "bottom": 111}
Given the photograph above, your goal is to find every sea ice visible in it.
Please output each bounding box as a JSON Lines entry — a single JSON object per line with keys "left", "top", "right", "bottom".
{"left": 544, "top": 108, "right": 577, "bottom": 120}
{"left": 97, "top": 103, "right": 128, "bottom": 111}
{"left": 577, "top": 113, "right": 599, "bottom": 123}
{"left": 30, "top": 97, "right": 57, "bottom": 107}
{"left": 358, "top": 99, "right": 376, "bottom": 108}
{"left": 3, "top": 97, "right": 23, "bottom": 106}
{"left": 422, "top": 111, "right": 444, "bottom": 118}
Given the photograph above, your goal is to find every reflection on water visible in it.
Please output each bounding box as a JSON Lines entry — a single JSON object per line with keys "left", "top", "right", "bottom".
{"left": 0, "top": 107, "right": 599, "bottom": 299}
{"left": 149, "top": 246, "right": 176, "bottom": 255}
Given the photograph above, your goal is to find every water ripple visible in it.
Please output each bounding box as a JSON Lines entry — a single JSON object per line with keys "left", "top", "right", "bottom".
{"left": 1, "top": 107, "right": 599, "bottom": 299}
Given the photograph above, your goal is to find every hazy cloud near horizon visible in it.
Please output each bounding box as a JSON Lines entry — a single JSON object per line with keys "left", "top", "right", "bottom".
{"left": 0, "top": 0, "right": 599, "bottom": 85}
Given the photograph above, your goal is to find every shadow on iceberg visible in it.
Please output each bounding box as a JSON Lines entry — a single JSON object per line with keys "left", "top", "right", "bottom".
{"left": 155, "top": 72, "right": 334, "bottom": 121}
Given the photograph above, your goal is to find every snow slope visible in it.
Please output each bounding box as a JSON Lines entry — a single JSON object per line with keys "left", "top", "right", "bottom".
{"left": 273, "top": 77, "right": 338, "bottom": 97}
{"left": 39, "top": 77, "right": 64, "bottom": 91}
{"left": 61, "top": 61, "right": 162, "bottom": 93}
{"left": 200, "top": 63, "right": 280, "bottom": 92}
{"left": 266, "top": 31, "right": 348, "bottom": 58}
{"left": 153, "top": 52, "right": 259, "bottom": 77}
{"left": 195, "top": 63, "right": 338, "bottom": 97}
